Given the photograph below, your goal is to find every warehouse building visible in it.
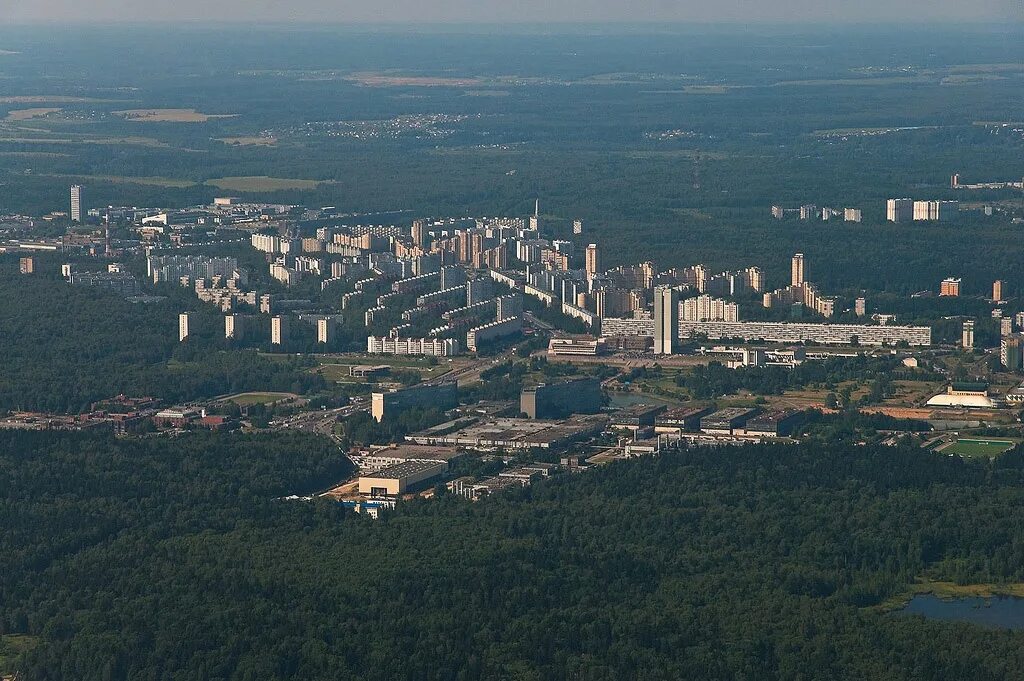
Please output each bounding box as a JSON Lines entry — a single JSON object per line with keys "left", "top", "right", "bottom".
{"left": 655, "top": 406, "right": 715, "bottom": 434}
{"left": 358, "top": 460, "right": 449, "bottom": 497}
{"left": 700, "top": 408, "right": 760, "bottom": 435}
{"left": 743, "top": 409, "right": 805, "bottom": 437}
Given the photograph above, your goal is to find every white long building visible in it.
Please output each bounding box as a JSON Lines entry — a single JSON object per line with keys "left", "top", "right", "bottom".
{"left": 600, "top": 317, "right": 930, "bottom": 346}
{"left": 367, "top": 336, "right": 460, "bottom": 357}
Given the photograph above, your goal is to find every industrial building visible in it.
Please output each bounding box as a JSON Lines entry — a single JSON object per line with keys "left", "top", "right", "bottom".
{"left": 406, "top": 415, "right": 608, "bottom": 450}
{"left": 609, "top": 404, "right": 667, "bottom": 432}
{"left": 371, "top": 382, "right": 458, "bottom": 422}
{"left": 520, "top": 378, "right": 602, "bottom": 419}
{"left": 743, "top": 409, "right": 805, "bottom": 437}
{"left": 358, "top": 460, "right": 449, "bottom": 497}
{"left": 700, "top": 408, "right": 760, "bottom": 435}
{"left": 655, "top": 406, "right": 715, "bottom": 434}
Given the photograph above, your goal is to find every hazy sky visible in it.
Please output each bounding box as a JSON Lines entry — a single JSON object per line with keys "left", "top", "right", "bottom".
{"left": 2, "top": 0, "right": 1021, "bottom": 24}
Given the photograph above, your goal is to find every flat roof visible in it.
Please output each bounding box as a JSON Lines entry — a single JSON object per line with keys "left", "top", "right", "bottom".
{"left": 364, "top": 445, "right": 461, "bottom": 461}
{"left": 361, "top": 460, "right": 446, "bottom": 480}
{"left": 703, "top": 407, "right": 759, "bottom": 421}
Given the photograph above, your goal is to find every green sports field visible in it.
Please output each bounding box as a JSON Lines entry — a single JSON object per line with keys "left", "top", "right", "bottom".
{"left": 943, "top": 438, "right": 1018, "bottom": 457}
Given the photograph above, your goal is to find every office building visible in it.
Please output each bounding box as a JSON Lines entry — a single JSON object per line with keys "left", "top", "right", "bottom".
{"left": 520, "top": 378, "right": 602, "bottom": 419}
{"left": 886, "top": 198, "right": 914, "bottom": 223}
{"left": 271, "top": 315, "right": 289, "bottom": 345}
{"left": 940, "top": 278, "right": 961, "bottom": 297}
{"left": 585, "top": 244, "right": 600, "bottom": 280}
{"left": 962, "top": 320, "right": 975, "bottom": 350}
{"left": 70, "top": 184, "right": 83, "bottom": 223}
{"left": 653, "top": 287, "right": 679, "bottom": 355}
{"left": 993, "top": 280, "right": 1004, "bottom": 302}
{"left": 371, "top": 382, "right": 457, "bottom": 422}
{"left": 700, "top": 407, "right": 760, "bottom": 435}
{"left": 178, "top": 313, "right": 191, "bottom": 342}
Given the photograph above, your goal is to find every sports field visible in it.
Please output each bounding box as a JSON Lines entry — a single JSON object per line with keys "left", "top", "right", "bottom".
{"left": 943, "top": 438, "right": 1018, "bottom": 457}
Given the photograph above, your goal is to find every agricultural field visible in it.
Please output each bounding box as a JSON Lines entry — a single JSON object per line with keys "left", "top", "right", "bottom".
{"left": 113, "top": 108, "right": 237, "bottom": 123}
{"left": 206, "top": 176, "right": 325, "bottom": 192}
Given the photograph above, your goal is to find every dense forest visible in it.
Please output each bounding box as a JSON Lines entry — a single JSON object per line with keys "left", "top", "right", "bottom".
{"left": 0, "top": 265, "right": 323, "bottom": 412}
{"left": 5, "top": 429, "right": 1024, "bottom": 678}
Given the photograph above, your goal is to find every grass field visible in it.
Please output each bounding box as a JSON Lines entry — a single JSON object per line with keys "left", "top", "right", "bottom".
{"left": 113, "top": 108, "right": 237, "bottom": 123}
{"left": 0, "top": 634, "right": 39, "bottom": 675}
{"left": 39, "top": 173, "right": 196, "bottom": 188}
{"left": 206, "top": 175, "right": 325, "bottom": 192}
{"left": 942, "top": 438, "right": 1018, "bottom": 457}
{"left": 222, "top": 391, "right": 298, "bottom": 406}
{"left": 217, "top": 136, "right": 277, "bottom": 146}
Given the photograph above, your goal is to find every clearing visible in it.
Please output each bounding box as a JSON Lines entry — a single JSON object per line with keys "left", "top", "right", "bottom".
{"left": 206, "top": 176, "right": 325, "bottom": 192}
{"left": 113, "top": 108, "right": 237, "bottom": 123}
{"left": 217, "top": 135, "right": 277, "bottom": 146}
{"left": 4, "top": 107, "right": 61, "bottom": 121}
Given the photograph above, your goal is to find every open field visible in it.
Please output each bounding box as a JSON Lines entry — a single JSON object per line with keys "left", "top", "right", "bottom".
{"left": 38, "top": 173, "right": 196, "bottom": 187}
{"left": 217, "top": 136, "right": 277, "bottom": 146}
{"left": 113, "top": 108, "right": 237, "bottom": 123}
{"left": 0, "top": 634, "right": 39, "bottom": 676}
{"left": 0, "top": 135, "right": 170, "bottom": 147}
{"left": 940, "top": 438, "right": 1018, "bottom": 458}
{"left": 4, "top": 107, "right": 61, "bottom": 121}
{"left": 206, "top": 175, "right": 325, "bottom": 192}
{"left": 221, "top": 391, "right": 299, "bottom": 406}
{"left": 345, "top": 72, "right": 483, "bottom": 87}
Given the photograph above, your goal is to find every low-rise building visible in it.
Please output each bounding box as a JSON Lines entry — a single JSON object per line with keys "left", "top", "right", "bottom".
{"left": 357, "top": 460, "right": 449, "bottom": 497}
{"left": 700, "top": 408, "right": 760, "bottom": 435}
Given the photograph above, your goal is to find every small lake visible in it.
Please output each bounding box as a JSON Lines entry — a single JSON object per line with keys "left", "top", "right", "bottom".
{"left": 900, "top": 594, "right": 1024, "bottom": 630}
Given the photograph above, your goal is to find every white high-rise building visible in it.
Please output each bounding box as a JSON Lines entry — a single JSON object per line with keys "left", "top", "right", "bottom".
{"left": 317, "top": 317, "right": 333, "bottom": 344}
{"left": 70, "top": 185, "right": 83, "bottom": 223}
{"left": 271, "top": 316, "right": 289, "bottom": 345}
{"left": 178, "top": 313, "right": 191, "bottom": 342}
{"left": 225, "top": 314, "right": 245, "bottom": 340}
{"left": 653, "top": 287, "right": 679, "bottom": 355}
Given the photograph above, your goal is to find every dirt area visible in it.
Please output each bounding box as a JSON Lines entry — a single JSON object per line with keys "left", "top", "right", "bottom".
{"left": 4, "top": 107, "right": 61, "bottom": 121}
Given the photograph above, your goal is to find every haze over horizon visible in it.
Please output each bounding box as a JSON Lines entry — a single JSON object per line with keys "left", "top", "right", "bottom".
{"left": 2, "top": 0, "right": 1022, "bottom": 26}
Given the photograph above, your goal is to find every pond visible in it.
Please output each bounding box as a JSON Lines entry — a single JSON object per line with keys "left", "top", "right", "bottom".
{"left": 899, "top": 594, "right": 1024, "bottom": 630}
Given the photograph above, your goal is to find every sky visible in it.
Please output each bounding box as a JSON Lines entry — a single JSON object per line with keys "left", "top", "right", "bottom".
{"left": 2, "top": 0, "right": 1022, "bottom": 24}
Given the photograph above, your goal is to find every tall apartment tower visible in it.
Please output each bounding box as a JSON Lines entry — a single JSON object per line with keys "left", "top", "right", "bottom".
{"left": 585, "top": 244, "right": 600, "bottom": 280}
{"left": 271, "top": 315, "right": 289, "bottom": 346}
{"left": 886, "top": 198, "right": 914, "bottom": 223}
{"left": 225, "top": 314, "right": 245, "bottom": 340}
{"left": 316, "top": 317, "right": 333, "bottom": 344}
{"left": 1001, "top": 316, "right": 1014, "bottom": 337}
{"left": 855, "top": 297, "right": 866, "bottom": 317}
{"left": 572, "top": 219, "right": 583, "bottom": 235}
{"left": 791, "top": 253, "right": 805, "bottom": 287}
{"left": 962, "top": 320, "right": 975, "bottom": 350}
{"left": 993, "top": 280, "right": 1004, "bottom": 301}
{"left": 653, "top": 287, "right": 679, "bottom": 355}
{"left": 411, "top": 220, "right": 426, "bottom": 249}
{"left": 178, "top": 313, "right": 191, "bottom": 342}
{"left": 940, "top": 277, "right": 961, "bottom": 297}
{"left": 70, "top": 184, "right": 83, "bottom": 223}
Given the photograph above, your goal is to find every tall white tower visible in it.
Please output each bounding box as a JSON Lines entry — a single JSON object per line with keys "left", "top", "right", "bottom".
{"left": 70, "top": 185, "right": 83, "bottom": 223}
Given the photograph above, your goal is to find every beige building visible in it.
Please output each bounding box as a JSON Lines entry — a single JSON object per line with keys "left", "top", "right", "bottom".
{"left": 178, "top": 312, "right": 191, "bottom": 342}
{"left": 271, "top": 315, "right": 289, "bottom": 345}
{"left": 358, "top": 461, "right": 449, "bottom": 497}
{"left": 940, "top": 278, "right": 961, "bottom": 297}
{"left": 585, "top": 243, "right": 600, "bottom": 281}
{"left": 791, "top": 253, "right": 805, "bottom": 287}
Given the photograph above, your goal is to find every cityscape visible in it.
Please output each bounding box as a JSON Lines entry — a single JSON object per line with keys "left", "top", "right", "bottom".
{"left": 2, "top": 17, "right": 1024, "bottom": 681}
